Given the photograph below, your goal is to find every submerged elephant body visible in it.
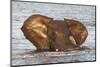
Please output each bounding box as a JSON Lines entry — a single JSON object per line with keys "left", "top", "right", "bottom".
{"left": 21, "top": 14, "right": 88, "bottom": 51}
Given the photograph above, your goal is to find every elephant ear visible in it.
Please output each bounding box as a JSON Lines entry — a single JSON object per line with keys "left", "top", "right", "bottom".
{"left": 21, "top": 15, "right": 54, "bottom": 50}
{"left": 64, "top": 18, "right": 88, "bottom": 47}
{"left": 21, "top": 15, "right": 52, "bottom": 35}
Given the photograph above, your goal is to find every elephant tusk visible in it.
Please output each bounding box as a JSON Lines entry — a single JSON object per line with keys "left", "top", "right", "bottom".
{"left": 56, "top": 49, "right": 59, "bottom": 51}
{"left": 69, "top": 36, "right": 77, "bottom": 46}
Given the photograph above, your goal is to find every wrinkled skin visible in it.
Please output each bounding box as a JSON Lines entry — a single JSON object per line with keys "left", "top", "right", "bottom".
{"left": 21, "top": 14, "right": 88, "bottom": 51}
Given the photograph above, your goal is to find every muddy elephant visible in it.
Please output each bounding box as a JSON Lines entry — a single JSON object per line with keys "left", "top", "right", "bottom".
{"left": 21, "top": 14, "right": 88, "bottom": 51}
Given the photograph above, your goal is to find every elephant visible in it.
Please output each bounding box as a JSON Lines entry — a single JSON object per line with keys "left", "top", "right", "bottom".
{"left": 21, "top": 14, "right": 88, "bottom": 51}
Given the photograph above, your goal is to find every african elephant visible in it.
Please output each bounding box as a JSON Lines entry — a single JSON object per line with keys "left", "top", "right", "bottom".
{"left": 21, "top": 14, "right": 88, "bottom": 51}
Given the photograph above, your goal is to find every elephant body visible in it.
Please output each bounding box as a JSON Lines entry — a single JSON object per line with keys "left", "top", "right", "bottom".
{"left": 21, "top": 14, "right": 88, "bottom": 51}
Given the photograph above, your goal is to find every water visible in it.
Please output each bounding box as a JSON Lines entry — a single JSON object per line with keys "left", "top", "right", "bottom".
{"left": 11, "top": 1, "right": 96, "bottom": 66}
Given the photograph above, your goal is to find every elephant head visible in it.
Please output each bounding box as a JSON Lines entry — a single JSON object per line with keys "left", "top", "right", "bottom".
{"left": 47, "top": 20, "right": 76, "bottom": 51}
{"left": 21, "top": 14, "right": 88, "bottom": 51}
{"left": 64, "top": 19, "right": 88, "bottom": 47}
